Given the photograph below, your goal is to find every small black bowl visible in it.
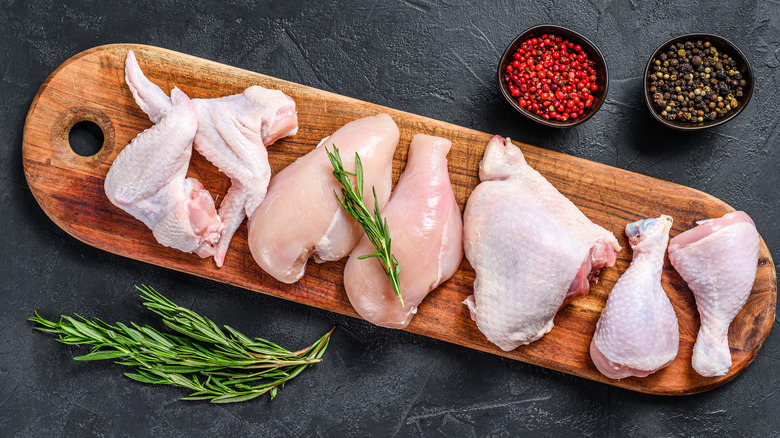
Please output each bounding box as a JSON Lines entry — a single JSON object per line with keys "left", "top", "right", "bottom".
{"left": 643, "top": 33, "right": 754, "bottom": 130}
{"left": 497, "top": 24, "right": 609, "bottom": 128}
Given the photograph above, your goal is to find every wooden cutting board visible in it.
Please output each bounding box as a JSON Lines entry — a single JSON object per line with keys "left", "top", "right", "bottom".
{"left": 23, "top": 44, "right": 776, "bottom": 395}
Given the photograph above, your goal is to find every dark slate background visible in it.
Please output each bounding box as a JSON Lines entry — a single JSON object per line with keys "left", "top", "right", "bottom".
{"left": 1, "top": 0, "right": 779, "bottom": 436}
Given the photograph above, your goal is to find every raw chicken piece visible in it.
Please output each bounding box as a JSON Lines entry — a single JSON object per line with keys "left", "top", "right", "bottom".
{"left": 248, "top": 114, "right": 399, "bottom": 283}
{"left": 590, "top": 215, "right": 679, "bottom": 379}
{"left": 125, "top": 50, "right": 298, "bottom": 266}
{"left": 668, "top": 211, "right": 760, "bottom": 377}
{"left": 343, "top": 134, "right": 463, "bottom": 329}
{"left": 105, "top": 88, "right": 222, "bottom": 255}
{"left": 463, "top": 136, "right": 620, "bottom": 351}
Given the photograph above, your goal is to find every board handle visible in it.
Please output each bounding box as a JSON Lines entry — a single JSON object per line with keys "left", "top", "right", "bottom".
{"left": 44, "top": 105, "right": 117, "bottom": 173}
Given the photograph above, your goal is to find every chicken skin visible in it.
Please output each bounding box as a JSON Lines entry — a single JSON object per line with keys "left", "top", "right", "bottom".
{"left": 590, "top": 216, "right": 679, "bottom": 379}
{"left": 104, "top": 88, "right": 222, "bottom": 255}
{"left": 668, "top": 211, "right": 760, "bottom": 377}
{"left": 463, "top": 136, "right": 620, "bottom": 351}
{"left": 124, "top": 50, "right": 298, "bottom": 266}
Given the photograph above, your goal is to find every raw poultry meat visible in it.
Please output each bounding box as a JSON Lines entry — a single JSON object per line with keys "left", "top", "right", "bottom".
{"left": 668, "top": 211, "right": 760, "bottom": 377}
{"left": 463, "top": 136, "right": 620, "bottom": 351}
{"left": 248, "top": 114, "right": 399, "bottom": 283}
{"left": 124, "top": 50, "right": 298, "bottom": 266}
{"left": 343, "top": 134, "right": 463, "bottom": 329}
{"left": 590, "top": 215, "right": 679, "bottom": 379}
{"left": 104, "top": 88, "right": 222, "bottom": 255}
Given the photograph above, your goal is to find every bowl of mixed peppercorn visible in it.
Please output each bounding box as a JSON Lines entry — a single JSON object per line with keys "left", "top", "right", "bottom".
{"left": 644, "top": 34, "right": 754, "bottom": 130}
{"left": 498, "top": 25, "right": 609, "bottom": 127}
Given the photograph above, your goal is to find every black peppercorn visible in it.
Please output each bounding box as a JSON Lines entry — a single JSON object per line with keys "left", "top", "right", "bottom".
{"left": 648, "top": 39, "right": 746, "bottom": 123}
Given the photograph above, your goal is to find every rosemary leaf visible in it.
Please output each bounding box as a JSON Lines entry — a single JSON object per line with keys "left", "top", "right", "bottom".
{"left": 73, "top": 351, "right": 128, "bottom": 361}
{"left": 124, "top": 372, "right": 165, "bottom": 385}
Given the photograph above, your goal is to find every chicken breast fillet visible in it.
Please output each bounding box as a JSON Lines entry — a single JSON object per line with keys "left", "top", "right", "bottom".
{"left": 343, "top": 134, "right": 463, "bottom": 329}
{"left": 248, "top": 114, "right": 399, "bottom": 283}
{"left": 668, "top": 211, "right": 760, "bottom": 377}
{"left": 463, "top": 136, "right": 620, "bottom": 351}
{"left": 591, "top": 215, "right": 679, "bottom": 379}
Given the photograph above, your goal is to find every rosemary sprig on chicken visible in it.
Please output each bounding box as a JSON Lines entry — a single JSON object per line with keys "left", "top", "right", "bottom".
{"left": 326, "top": 145, "right": 403, "bottom": 306}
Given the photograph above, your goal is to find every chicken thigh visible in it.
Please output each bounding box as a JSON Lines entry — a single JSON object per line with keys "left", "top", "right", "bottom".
{"left": 248, "top": 114, "right": 399, "bottom": 283}
{"left": 104, "top": 88, "right": 222, "bottom": 255}
{"left": 463, "top": 136, "right": 620, "bottom": 351}
{"left": 343, "top": 134, "right": 463, "bottom": 329}
{"left": 668, "top": 211, "right": 760, "bottom": 377}
{"left": 124, "top": 50, "right": 298, "bottom": 266}
{"left": 590, "top": 215, "right": 679, "bottom": 379}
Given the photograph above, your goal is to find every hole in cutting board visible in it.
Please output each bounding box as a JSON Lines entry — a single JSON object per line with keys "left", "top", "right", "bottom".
{"left": 68, "top": 121, "right": 104, "bottom": 157}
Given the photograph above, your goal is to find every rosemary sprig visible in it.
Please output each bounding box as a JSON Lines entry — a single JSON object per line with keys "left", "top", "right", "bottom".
{"left": 29, "top": 285, "right": 333, "bottom": 404}
{"left": 325, "top": 145, "right": 403, "bottom": 306}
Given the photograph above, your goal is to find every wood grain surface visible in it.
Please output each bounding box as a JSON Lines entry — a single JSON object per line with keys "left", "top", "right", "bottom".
{"left": 22, "top": 44, "right": 776, "bottom": 395}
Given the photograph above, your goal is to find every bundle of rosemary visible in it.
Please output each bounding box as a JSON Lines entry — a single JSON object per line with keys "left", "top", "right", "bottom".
{"left": 29, "top": 285, "right": 333, "bottom": 404}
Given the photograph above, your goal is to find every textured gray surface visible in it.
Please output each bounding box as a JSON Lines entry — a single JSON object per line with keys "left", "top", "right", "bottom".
{"left": 1, "top": 0, "right": 779, "bottom": 436}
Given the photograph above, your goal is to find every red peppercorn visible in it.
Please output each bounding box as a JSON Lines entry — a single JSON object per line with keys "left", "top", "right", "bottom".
{"left": 504, "top": 34, "right": 598, "bottom": 121}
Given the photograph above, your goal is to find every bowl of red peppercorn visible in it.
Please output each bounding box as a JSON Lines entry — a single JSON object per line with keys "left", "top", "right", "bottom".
{"left": 644, "top": 33, "right": 754, "bottom": 130}
{"left": 498, "top": 25, "right": 609, "bottom": 127}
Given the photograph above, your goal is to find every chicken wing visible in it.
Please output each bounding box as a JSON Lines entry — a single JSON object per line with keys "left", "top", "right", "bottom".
{"left": 104, "top": 88, "right": 222, "bottom": 255}
{"left": 124, "top": 50, "right": 298, "bottom": 266}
